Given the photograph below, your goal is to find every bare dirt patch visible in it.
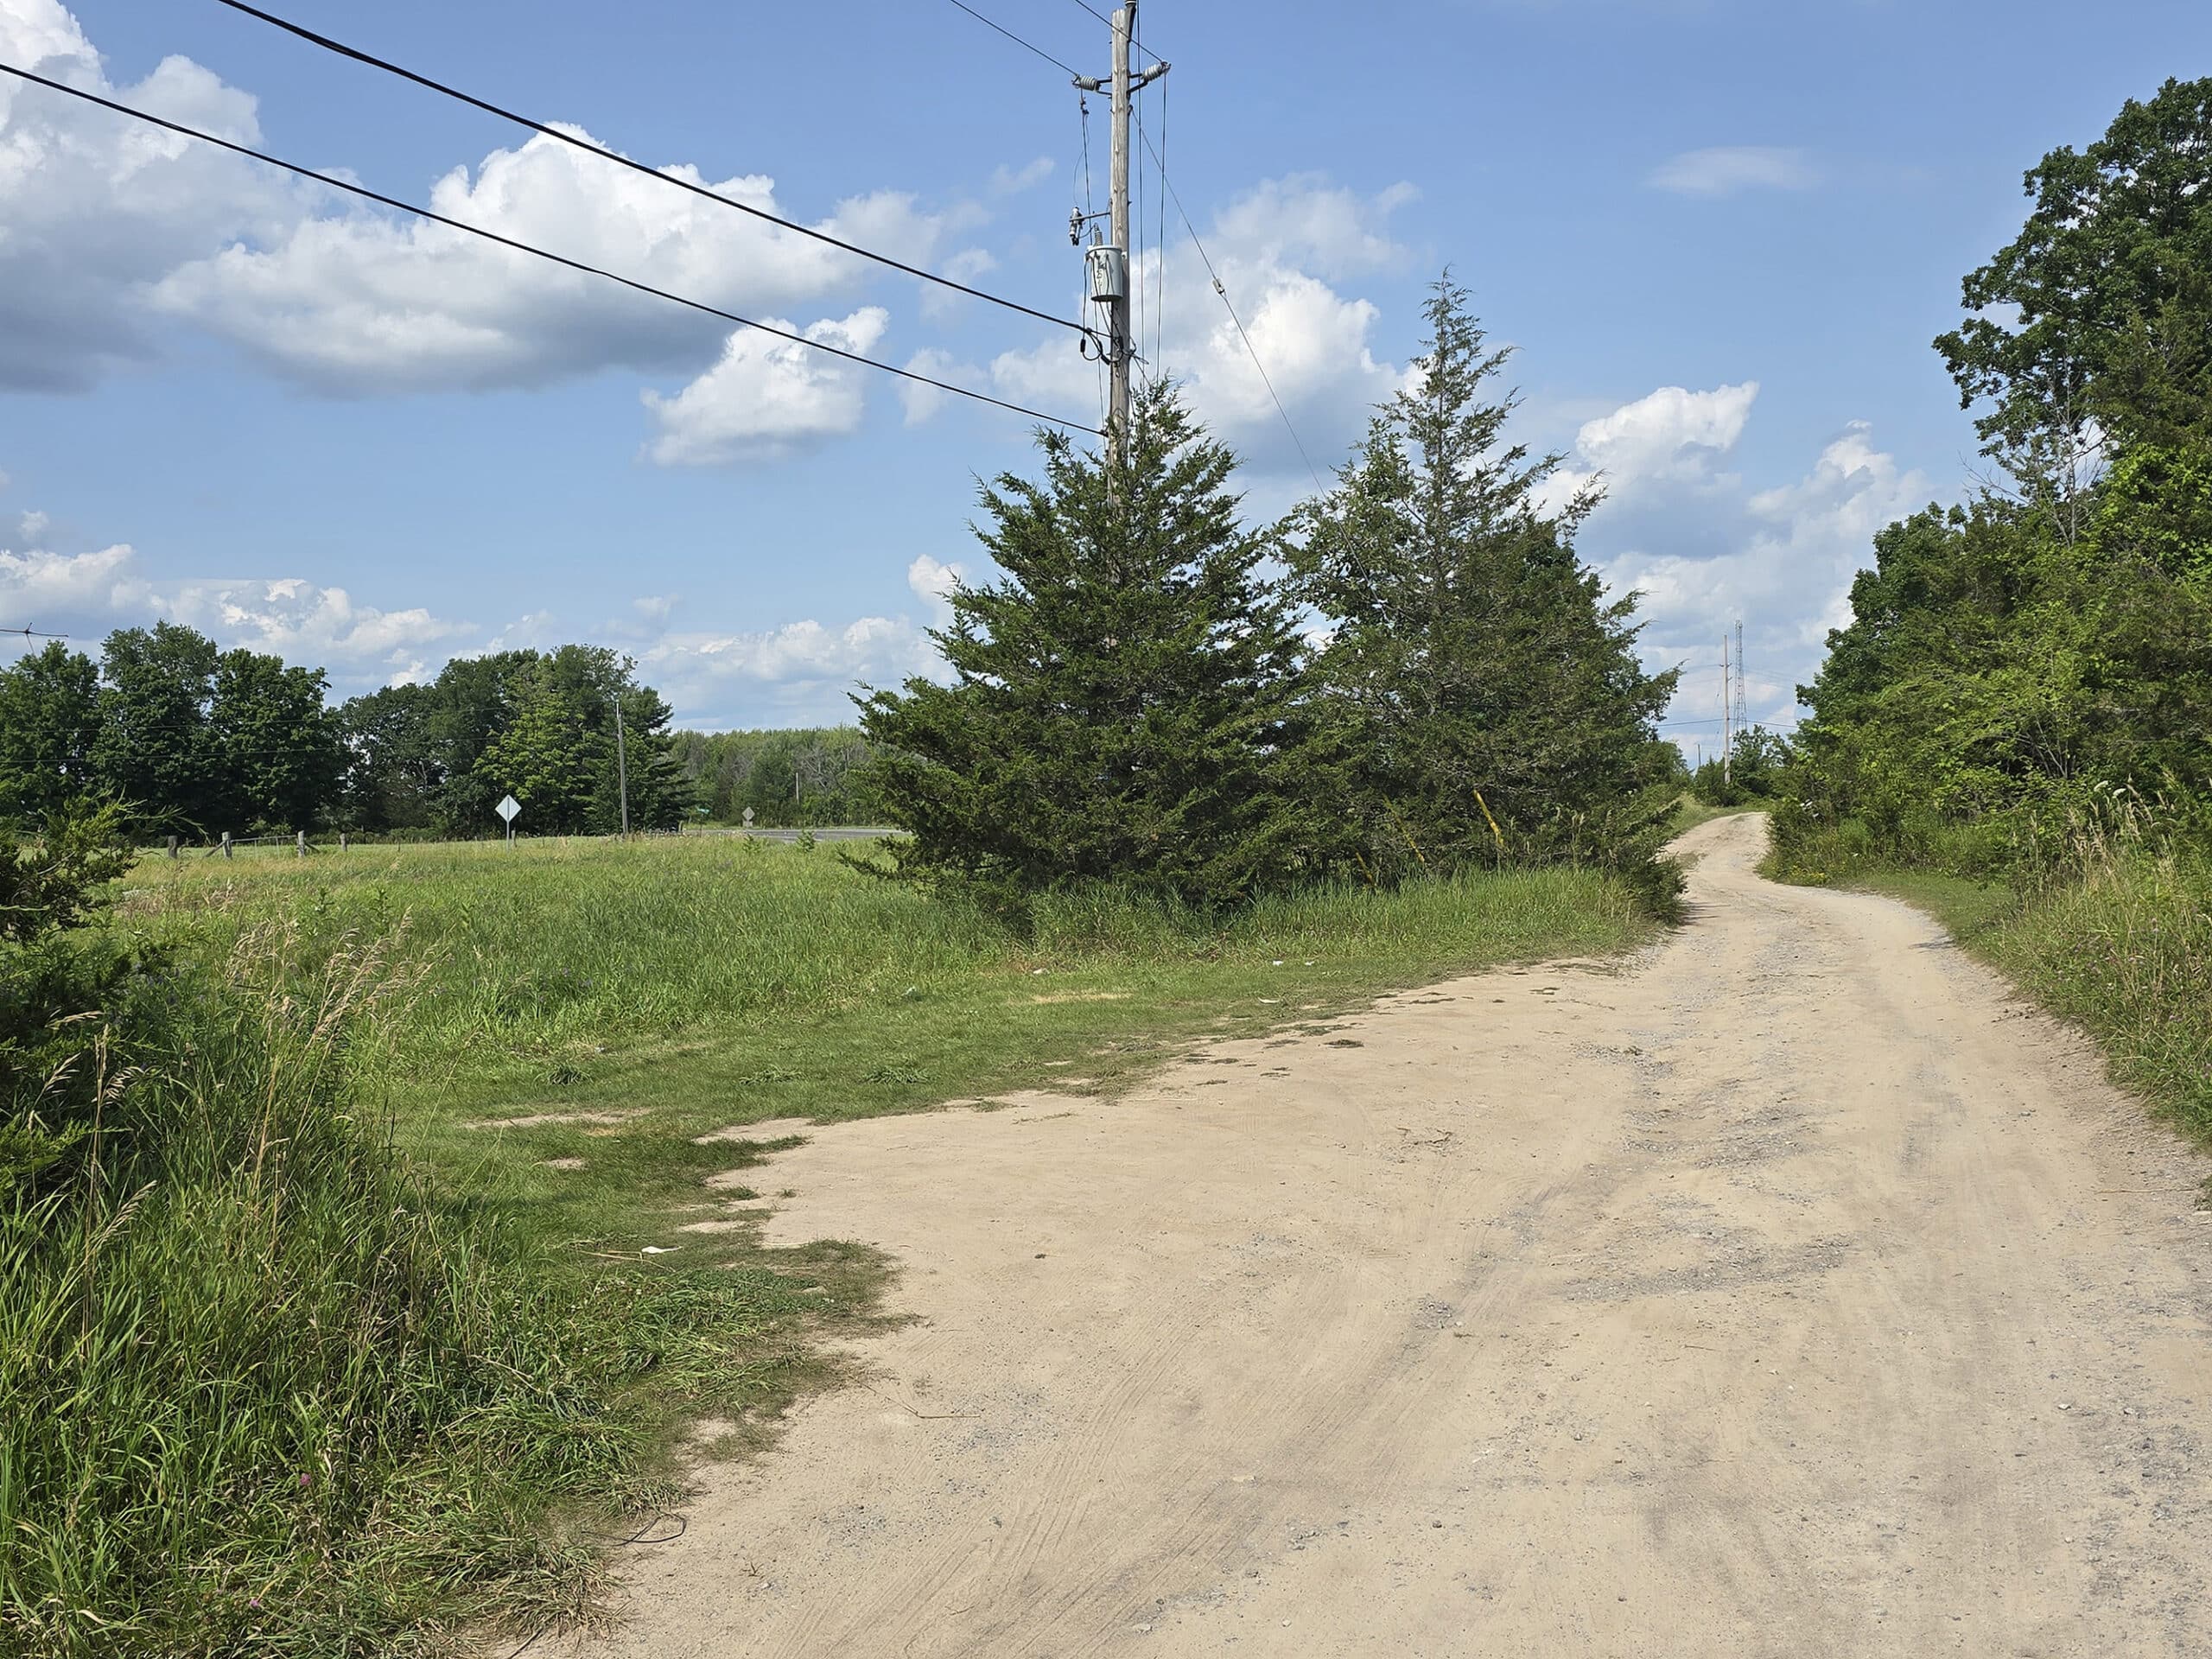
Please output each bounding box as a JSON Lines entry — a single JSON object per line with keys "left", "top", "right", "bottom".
{"left": 464, "top": 1109, "right": 643, "bottom": 1131}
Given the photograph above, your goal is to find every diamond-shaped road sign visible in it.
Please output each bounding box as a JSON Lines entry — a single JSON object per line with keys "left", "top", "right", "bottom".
{"left": 496, "top": 795, "right": 521, "bottom": 823}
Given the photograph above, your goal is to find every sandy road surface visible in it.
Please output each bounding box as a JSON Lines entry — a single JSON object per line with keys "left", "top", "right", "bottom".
{"left": 561, "top": 813, "right": 2211, "bottom": 1658}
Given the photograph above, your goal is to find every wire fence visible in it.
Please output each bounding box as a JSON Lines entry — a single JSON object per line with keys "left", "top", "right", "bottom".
{"left": 146, "top": 823, "right": 901, "bottom": 860}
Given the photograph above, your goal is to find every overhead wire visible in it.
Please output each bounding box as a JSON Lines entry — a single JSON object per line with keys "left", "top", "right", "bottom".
{"left": 1065, "top": 0, "right": 1161, "bottom": 65}
{"left": 1133, "top": 75, "right": 1146, "bottom": 384}
{"left": 945, "top": 0, "right": 1178, "bottom": 429}
{"left": 1141, "top": 129, "right": 1325, "bottom": 490}
{"left": 1076, "top": 96, "right": 1109, "bottom": 431}
{"left": 1154, "top": 68, "right": 1168, "bottom": 378}
{"left": 0, "top": 61, "right": 1101, "bottom": 435}
{"left": 943, "top": 0, "right": 1083, "bottom": 78}
{"left": 208, "top": 0, "right": 1089, "bottom": 340}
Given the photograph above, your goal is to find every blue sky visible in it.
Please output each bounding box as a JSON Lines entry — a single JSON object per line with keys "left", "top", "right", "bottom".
{"left": 3, "top": 0, "right": 2208, "bottom": 741}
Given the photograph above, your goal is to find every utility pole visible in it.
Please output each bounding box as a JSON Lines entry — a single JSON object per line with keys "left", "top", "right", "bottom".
{"left": 1734, "top": 619, "right": 1749, "bottom": 738}
{"left": 1106, "top": 4, "right": 1133, "bottom": 454}
{"left": 1720, "top": 633, "right": 1732, "bottom": 791}
{"left": 612, "top": 689, "right": 631, "bottom": 837}
{"left": 1075, "top": 6, "right": 1166, "bottom": 473}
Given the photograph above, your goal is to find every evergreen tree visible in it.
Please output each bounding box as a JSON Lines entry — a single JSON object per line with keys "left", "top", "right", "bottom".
{"left": 859, "top": 387, "right": 1328, "bottom": 907}
{"left": 1288, "top": 277, "right": 1676, "bottom": 880}
{"left": 0, "top": 642, "right": 103, "bottom": 823}
{"left": 601, "top": 681, "right": 692, "bottom": 831}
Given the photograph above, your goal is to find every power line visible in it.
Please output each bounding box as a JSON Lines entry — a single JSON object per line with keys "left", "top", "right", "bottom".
{"left": 944, "top": 0, "right": 1082, "bottom": 77}
{"left": 0, "top": 61, "right": 1100, "bottom": 435}
{"left": 1154, "top": 69, "right": 1168, "bottom": 377}
{"left": 1065, "top": 0, "right": 1160, "bottom": 64}
{"left": 1141, "top": 130, "right": 1323, "bottom": 490}
{"left": 210, "top": 0, "right": 1089, "bottom": 340}
{"left": 3, "top": 626, "right": 69, "bottom": 639}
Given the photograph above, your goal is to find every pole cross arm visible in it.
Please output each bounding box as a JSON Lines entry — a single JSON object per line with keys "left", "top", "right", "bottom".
{"left": 1071, "top": 62, "right": 1167, "bottom": 92}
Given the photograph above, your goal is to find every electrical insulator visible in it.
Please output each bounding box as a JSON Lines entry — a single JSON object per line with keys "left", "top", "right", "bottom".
{"left": 1085, "top": 244, "right": 1128, "bottom": 305}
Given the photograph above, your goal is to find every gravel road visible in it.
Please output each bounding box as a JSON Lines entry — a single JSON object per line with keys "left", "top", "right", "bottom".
{"left": 559, "top": 811, "right": 2211, "bottom": 1657}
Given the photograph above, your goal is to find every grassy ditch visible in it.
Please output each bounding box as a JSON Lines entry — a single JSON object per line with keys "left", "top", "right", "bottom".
{"left": 1769, "top": 832, "right": 2212, "bottom": 1150}
{"left": 5, "top": 835, "right": 1661, "bottom": 1656}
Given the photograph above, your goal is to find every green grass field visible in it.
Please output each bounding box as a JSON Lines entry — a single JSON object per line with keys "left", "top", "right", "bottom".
{"left": 12, "top": 834, "right": 1659, "bottom": 1655}
{"left": 122, "top": 833, "right": 1659, "bottom": 1162}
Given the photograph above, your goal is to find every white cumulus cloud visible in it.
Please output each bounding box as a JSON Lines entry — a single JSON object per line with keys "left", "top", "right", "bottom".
{"left": 1544, "top": 381, "right": 1760, "bottom": 508}
{"left": 642, "top": 611, "right": 943, "bottom": 726}
{"left": 3, "top": 0, "right": 977, "bottom": 418}
{"left": 0, "top": 0, "right": 299, "bottom": 390}
{"left": 153, "top": 133, "right": 932, "bottom": 396}
{"left": 0, "top": 541, "right": 145, "bottom": 614}
{"left": 975, "top": 175, "right": 1414, "bottom": 473}
{"left": 906, "top": 553, "right": 966, "bottom": 616}
{"left": 1579, "top": 408, "right": 1932, "bottom": 739}
{"left": 0, "top": 531, "right": 473, "bottom": 684}
{"left": 989, "top": 156, "right": 1054, "bottom": 195}
{"left": 641, "top": 308, "right": 889, "bottom": 466}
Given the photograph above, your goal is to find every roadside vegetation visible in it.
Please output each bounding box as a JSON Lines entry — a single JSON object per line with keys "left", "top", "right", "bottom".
{"left": 3, "top": 277, "right": 1686, "bottom": 1654}
{"left": 5, "top": 830, "right": 1656, "bottom": 1658}
{"left": 1770, "top": 78, "right": 2212, "bottom": 1147}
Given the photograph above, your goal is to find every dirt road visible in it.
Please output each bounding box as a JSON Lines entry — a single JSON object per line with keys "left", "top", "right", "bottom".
{"left": 562, "top": 812, "right": 2211, "bottom": 1657}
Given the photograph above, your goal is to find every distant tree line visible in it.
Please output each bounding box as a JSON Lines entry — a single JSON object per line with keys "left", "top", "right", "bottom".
{"left": 0, "top": 627, "right": 695, "bottom": 839}
{"left": 5, "top": 279, "right": 1694, "bottom": 891}
{"left": 668, "top": 728, "right": 881, "bottom": 828}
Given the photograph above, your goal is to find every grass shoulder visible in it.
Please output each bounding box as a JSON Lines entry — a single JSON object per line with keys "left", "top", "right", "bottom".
{"left": 1764, "top": 844, "right": 2211, "bottom": 1155}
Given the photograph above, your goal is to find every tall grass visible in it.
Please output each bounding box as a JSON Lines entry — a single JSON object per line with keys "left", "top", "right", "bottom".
{"left": 1980, "top": 853, "right": 2212, "bottom": 1144}
{"left": 124, "top": 839, "right": 1007, "bottom": 1074}
{"left": 0, "top": 925, "right": 837, "bottom": 1658}
{"left": 122, "top": 838, "right": 1653, "bottom": 1088}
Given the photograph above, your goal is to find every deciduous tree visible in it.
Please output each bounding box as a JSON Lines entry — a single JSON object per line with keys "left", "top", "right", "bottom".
{"left": 0, "top": 643, "right": 102, "bottom": 823}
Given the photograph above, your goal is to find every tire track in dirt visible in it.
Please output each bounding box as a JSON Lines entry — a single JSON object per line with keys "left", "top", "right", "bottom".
{"left": 556, "top": 814, "right": 2210, "bottom": 1658}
